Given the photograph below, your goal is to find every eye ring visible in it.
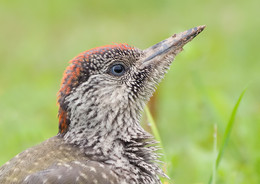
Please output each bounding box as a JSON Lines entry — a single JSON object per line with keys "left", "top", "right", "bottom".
{"left": 110, "top": 63, "right": 126, "bottom": 76}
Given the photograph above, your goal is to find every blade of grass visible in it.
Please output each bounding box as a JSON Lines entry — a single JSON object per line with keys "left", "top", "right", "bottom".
{"left": 145, "top": 106, "right": 169, "bottom": 183}
{"left": 208, "top": 88, "right": 247, "bottom": 184}
{"left": 212, "top": 123, "right": 218, "bottom": 184}
{"left": 145, "top": 106, "right": 163, "bottom": 145}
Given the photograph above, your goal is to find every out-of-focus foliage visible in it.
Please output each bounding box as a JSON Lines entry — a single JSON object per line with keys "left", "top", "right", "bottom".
{"left": 0, "top": 0, "right": 259, "bottom": 183}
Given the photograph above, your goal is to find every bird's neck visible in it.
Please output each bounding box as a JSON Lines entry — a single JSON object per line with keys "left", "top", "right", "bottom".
{"left": 63, "top": 102, "right": 150, "bottom": 156}
{"left": 60, "top": 83, "right": 165, "bottom": 181}
{"left": 62, "top": 99, "right": 165, "bottom": 181}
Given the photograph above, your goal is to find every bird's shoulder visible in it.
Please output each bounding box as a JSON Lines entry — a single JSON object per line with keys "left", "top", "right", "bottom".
{"left": 0, "top": 136, "right": 119, "bottom": 183}
{"left": 22, "top": 160, "right": 119, "bottom": 184}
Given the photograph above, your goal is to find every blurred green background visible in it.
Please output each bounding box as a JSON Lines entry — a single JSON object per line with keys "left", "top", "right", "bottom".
{"left": 0, "top": 0, "right": 259, "bottom": 183}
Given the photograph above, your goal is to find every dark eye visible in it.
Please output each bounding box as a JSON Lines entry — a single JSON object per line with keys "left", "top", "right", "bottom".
{"left": 110, "top": 64, "right": 126, "bottom": 76}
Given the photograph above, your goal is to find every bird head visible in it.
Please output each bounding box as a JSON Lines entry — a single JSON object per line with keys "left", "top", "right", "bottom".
{"left": 57, "top": 26, "right": 205, "bottom": 143}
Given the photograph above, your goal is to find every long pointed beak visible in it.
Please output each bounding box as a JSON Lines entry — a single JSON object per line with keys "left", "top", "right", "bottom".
{"left": 142, "top": 25, "right": 205, "bottom": 65}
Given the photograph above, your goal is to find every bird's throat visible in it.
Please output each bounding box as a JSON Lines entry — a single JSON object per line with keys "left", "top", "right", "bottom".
{"left": 61, "top": 98, "right": 165, "bottom": 180}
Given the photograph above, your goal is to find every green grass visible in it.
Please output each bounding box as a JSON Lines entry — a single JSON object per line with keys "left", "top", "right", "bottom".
{"left": 1, "top": 0, "right": 260, "bottom": 183}
{"left": 209, "top": 88, "right": 247, "bottom": 184}
{"left": 145, "top": 88, "right": 246, "bottom": 184}
{"left": 145, "top": 107, "right": 169, "bottom": 183}
{"left": 212, "top": 124, "right": 218, "bottom": 184}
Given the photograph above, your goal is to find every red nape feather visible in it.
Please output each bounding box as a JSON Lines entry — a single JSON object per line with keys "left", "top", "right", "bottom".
{"left": 57, "top": 43, "right": 134, "bottom": 133}
{"left": 58, "top": 109, "right": 68, "bottom": 134}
